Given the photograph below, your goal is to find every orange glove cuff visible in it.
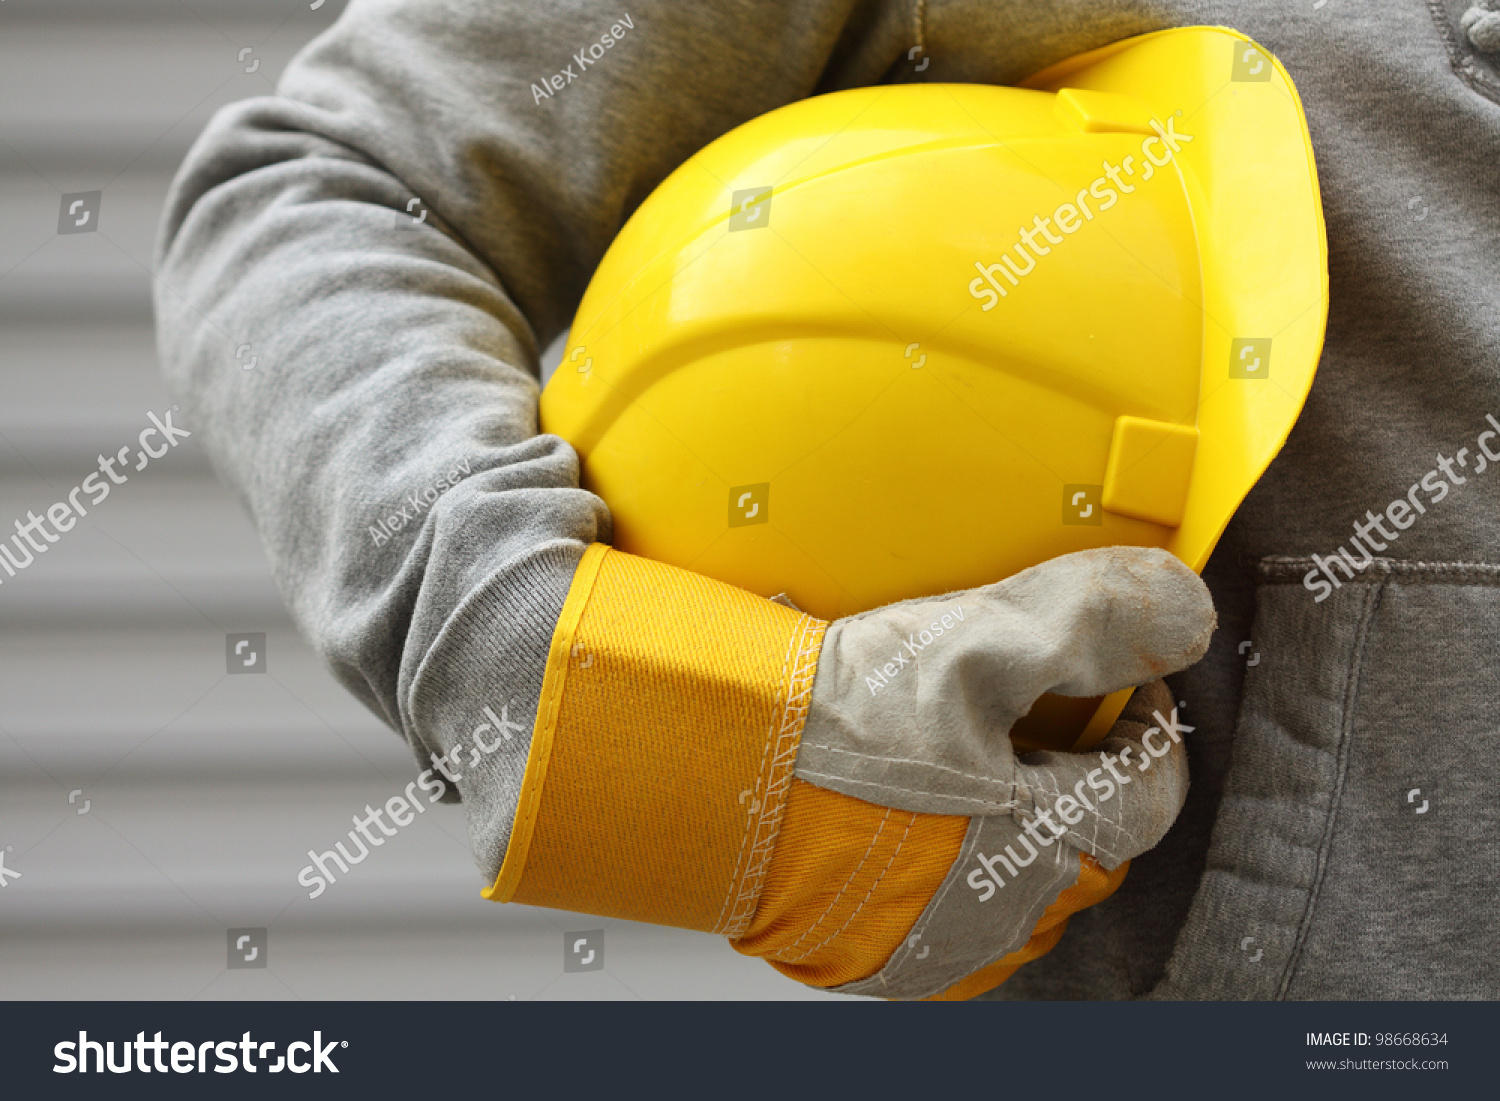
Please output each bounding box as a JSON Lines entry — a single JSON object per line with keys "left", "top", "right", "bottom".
{"left": 485, "top": 544, "right": 825, "bottom": 936}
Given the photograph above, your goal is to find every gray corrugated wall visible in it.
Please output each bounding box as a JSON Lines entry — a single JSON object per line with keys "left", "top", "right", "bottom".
{"left": 0, "top": 0, "right": 831, "bottom": 1000}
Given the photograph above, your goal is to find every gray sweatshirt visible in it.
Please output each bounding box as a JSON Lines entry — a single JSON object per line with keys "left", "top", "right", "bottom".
{"left": 154, "top": 0, "right": 1500, "bottom": 999}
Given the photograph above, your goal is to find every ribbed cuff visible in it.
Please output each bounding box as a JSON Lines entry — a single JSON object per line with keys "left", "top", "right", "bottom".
{"left": 405, "top": 539, "right": 586, "bottom": 884}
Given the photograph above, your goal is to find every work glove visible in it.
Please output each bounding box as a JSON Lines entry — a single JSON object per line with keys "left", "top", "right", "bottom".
{"left": 484, "top": 543, "right": 1214, "bottom": 999}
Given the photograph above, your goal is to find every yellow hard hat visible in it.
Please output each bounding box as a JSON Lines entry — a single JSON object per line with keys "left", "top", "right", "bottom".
{"left": 541, "top": 26, "right": 1327, "bottom": 750}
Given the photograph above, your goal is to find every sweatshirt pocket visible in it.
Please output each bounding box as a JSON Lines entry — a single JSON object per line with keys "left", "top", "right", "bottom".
{"left": 1428, "top": 0, "right": 1500, "bottom": 105}
{"left": 1154, "top": 557, "right": 1500, "bottom": 999}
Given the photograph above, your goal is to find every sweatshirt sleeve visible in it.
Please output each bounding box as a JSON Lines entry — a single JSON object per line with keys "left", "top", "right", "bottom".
{"left": 152, "top": 0, "right": 914, "bottom": 883}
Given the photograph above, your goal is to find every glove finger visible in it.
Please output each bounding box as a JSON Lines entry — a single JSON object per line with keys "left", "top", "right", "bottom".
{"left": 970, "top": 546, "right": 1215, "bottom": 714}
{"left": 794, "top": 549, "right": 1209, "bottom": 819}
{"left": 1008, "top": 679, "right": 1189, "bottom": 868}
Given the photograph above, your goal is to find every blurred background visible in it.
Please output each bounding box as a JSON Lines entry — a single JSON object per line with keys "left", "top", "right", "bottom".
{"left": 0, "top": 0, "right": 833, "bottom": 1000}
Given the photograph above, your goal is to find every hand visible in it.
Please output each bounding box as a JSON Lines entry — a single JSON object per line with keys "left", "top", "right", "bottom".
{"left": 736, "top": 547, "right": 1214, "bottom": 999}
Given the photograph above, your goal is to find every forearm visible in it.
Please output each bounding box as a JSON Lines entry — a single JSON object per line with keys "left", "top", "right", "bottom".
{"left": 152, "top": 0, "right": 907, "bottom": 879}
{"left": 153, "top": 85, "right": 605, "bottom": 861}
